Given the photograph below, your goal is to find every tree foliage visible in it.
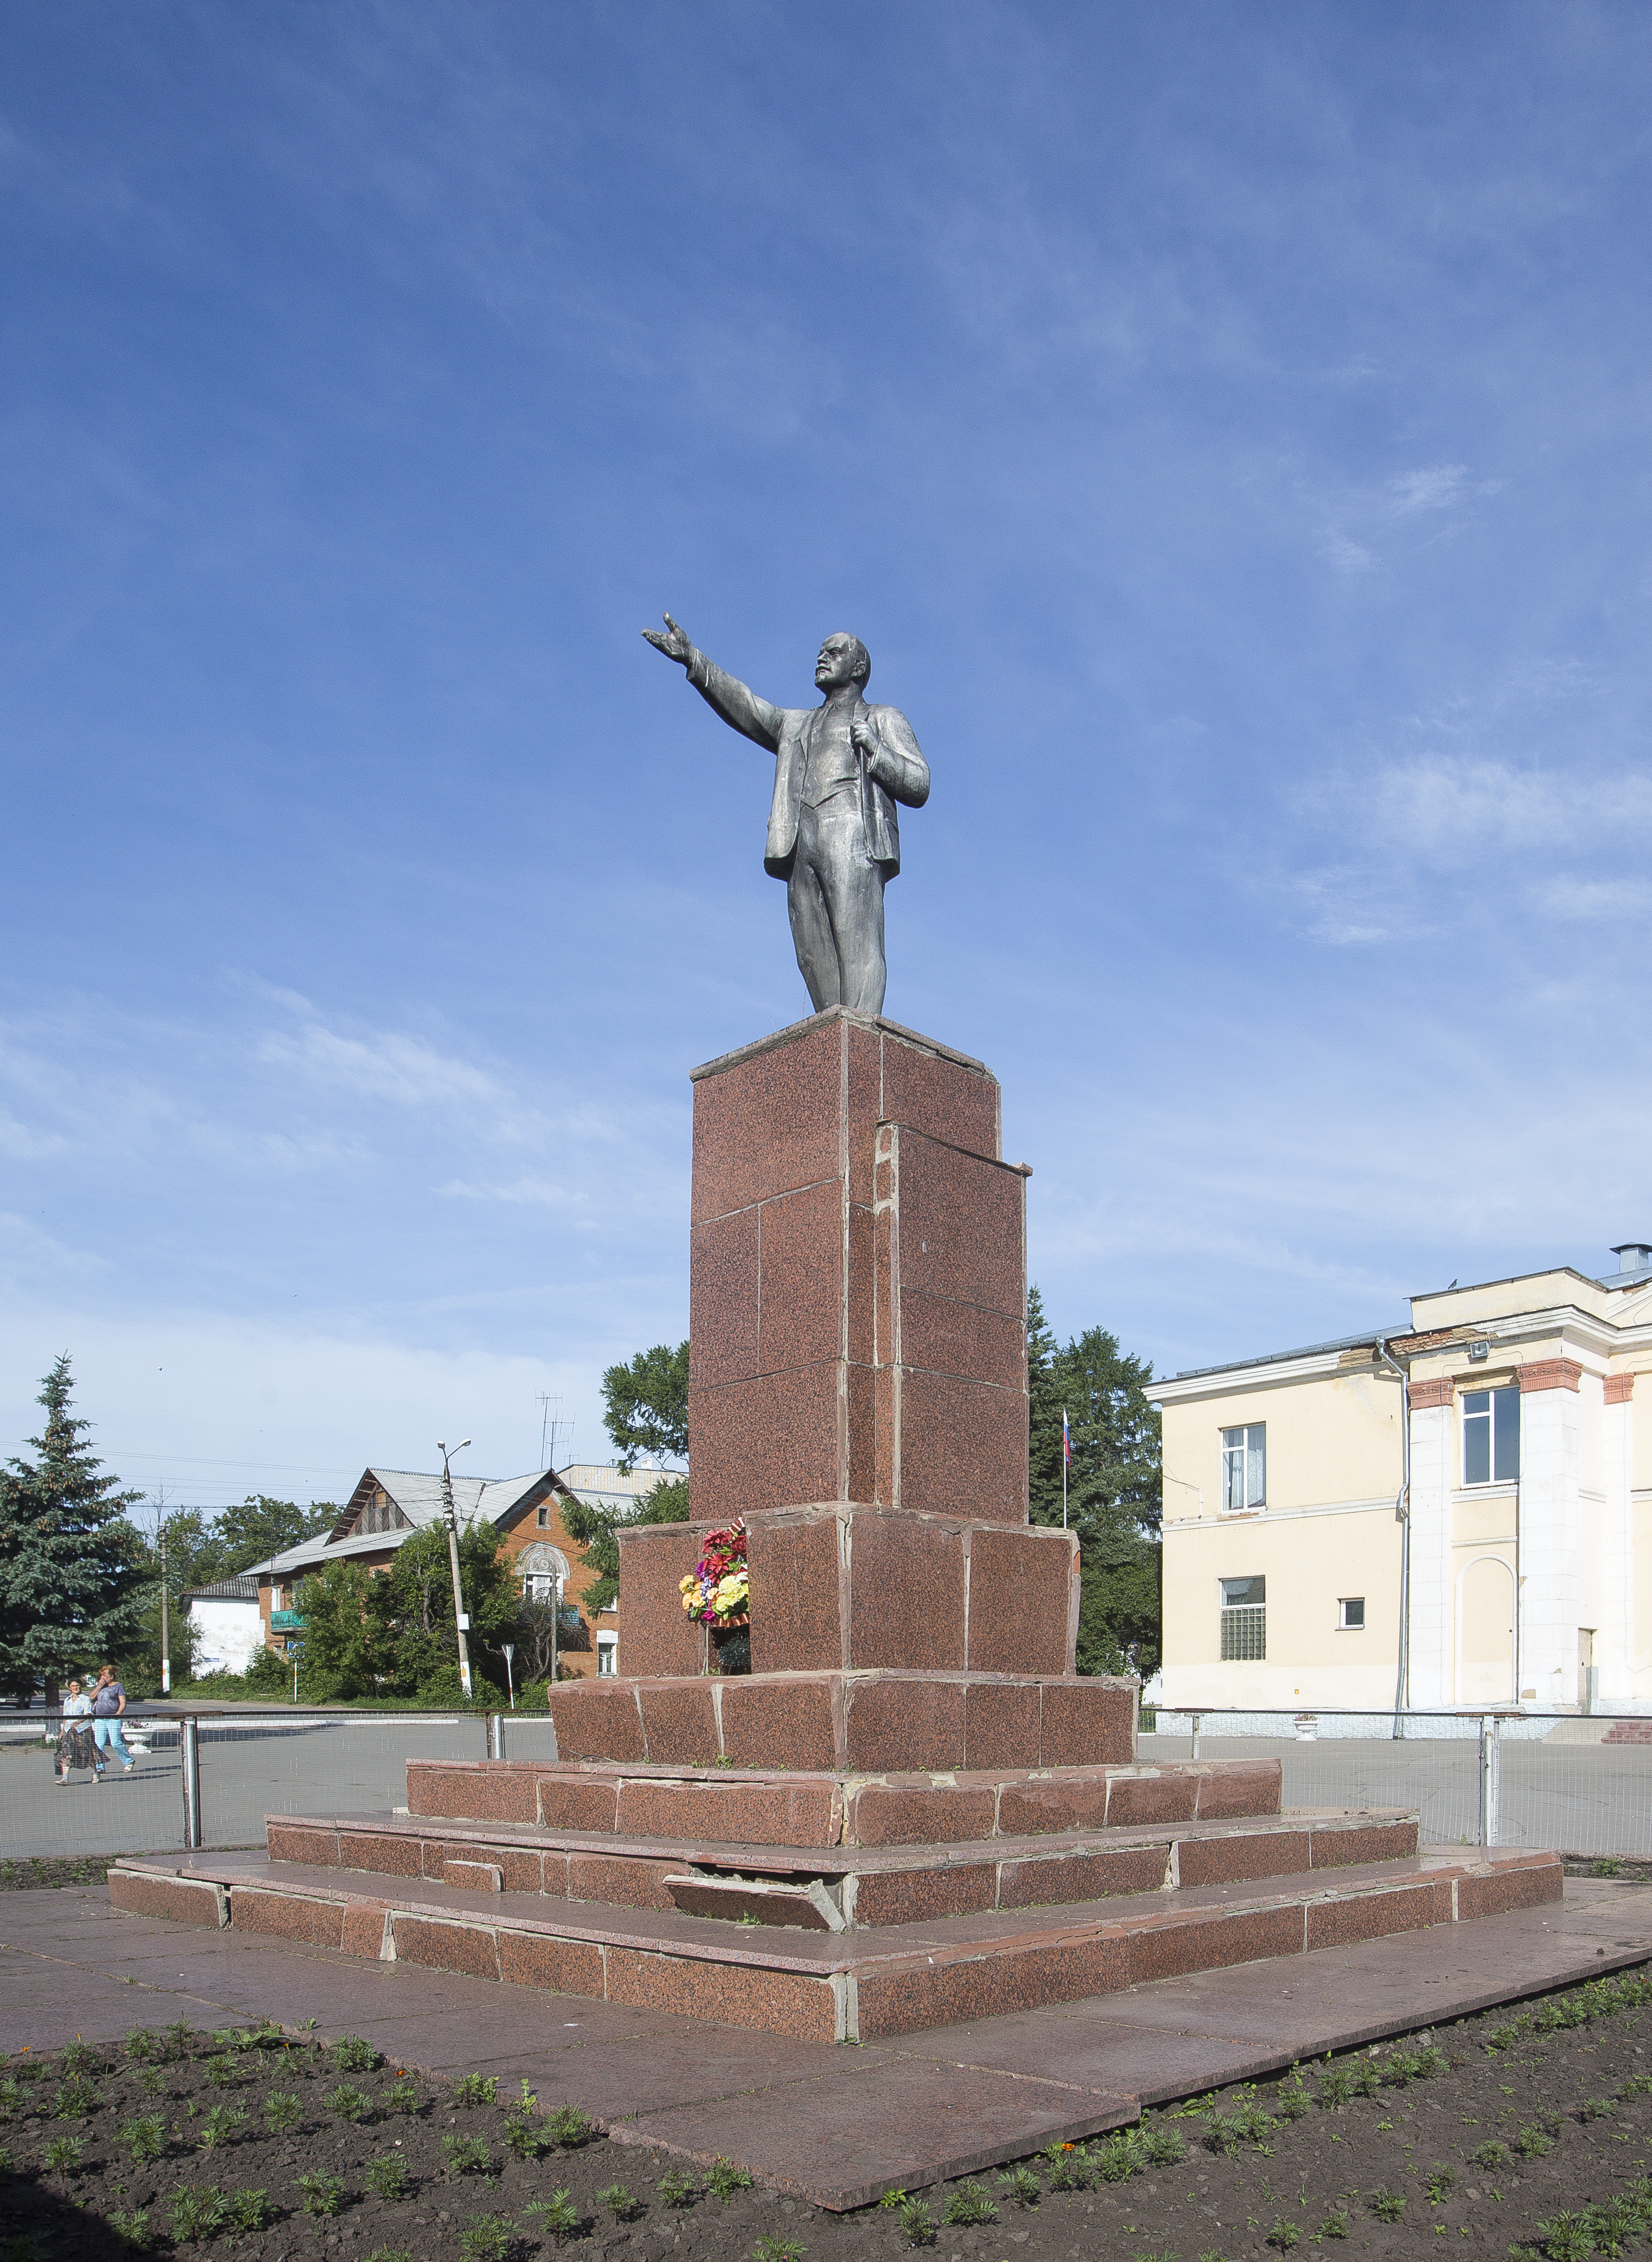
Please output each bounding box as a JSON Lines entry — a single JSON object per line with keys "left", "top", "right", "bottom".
{"left": 299, "top": 1524, "right": 517, "bottom": 1701}
{"left": 562, "top": 1476, "right": 689, "bottom": 1614}
{"left": 1026, "top": 1287, "right": 1162, "bottom": 1678}
{"left": 599, "top": 1342, "right": 689, "bottom": 1471}
{"left": 125, "top": 1495, "right": 339, "bottom": 1692}
{"left": 0, "top": 1357, "right": 152, "bottom": 1701}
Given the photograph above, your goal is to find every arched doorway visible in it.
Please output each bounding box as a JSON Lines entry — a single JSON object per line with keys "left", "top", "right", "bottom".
{"left": 1456, "top": 1555, "right": 1516, "bottom": 1706}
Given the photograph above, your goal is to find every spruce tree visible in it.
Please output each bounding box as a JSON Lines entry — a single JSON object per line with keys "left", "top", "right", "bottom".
{"left": 0, "top": 1356, "right": 151, "bottom": 1704}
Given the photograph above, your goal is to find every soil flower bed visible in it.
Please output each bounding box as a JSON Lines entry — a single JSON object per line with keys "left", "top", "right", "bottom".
{"left": 5, "top": 1962, "right": 1652, "bottom": 2260}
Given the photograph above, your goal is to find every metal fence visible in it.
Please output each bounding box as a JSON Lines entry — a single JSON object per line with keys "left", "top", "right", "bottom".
{"left": 4, "top": 1703, "right": 1651, "bottom": 1864}
{"left": 0, "top": 1708, "right": 563, "bottom": 1862}
{"left": 1141, "top": 1708, "right": 1652, "bottom": 1858}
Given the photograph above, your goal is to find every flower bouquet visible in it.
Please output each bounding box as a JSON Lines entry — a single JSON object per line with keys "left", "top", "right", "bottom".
{"left": 679, "top": 1519, "right": 750, "bottom": 1675}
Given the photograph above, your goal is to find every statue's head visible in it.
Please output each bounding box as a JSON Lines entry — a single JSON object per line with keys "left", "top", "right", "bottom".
{"left": 816, "top": 632, "right": 870, "bottom": 693}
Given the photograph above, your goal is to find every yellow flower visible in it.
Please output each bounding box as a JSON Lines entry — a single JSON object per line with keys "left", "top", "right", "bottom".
{"left": 678, "top": 1576, "right": 698, "bottom": 1593}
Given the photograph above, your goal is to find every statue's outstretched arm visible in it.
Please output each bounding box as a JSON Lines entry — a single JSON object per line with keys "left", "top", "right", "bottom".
{"left": 642, "top": 613, "right": 783, "bottom": 752}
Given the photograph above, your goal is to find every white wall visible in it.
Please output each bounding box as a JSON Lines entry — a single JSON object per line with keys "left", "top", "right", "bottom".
{"left": 186, "top": 1597, "right": 264, "bottom": 1677}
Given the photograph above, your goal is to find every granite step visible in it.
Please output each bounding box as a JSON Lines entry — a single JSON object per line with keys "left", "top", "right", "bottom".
{"left": 108, "top": 1841, "right": 1563, "bottom": 2045}
{"left": 268, "top": 1805, "right": 1420, "bottom": 1928}
{"left": 405, "top": 1752, "right": 1284, "bottom": 1845}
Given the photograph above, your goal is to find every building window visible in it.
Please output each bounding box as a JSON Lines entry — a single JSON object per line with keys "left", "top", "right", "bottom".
{"left": 1338, "top": 1596, "right": 1365, "bottom": 1630}
{"left": 596, "top": 1635, "right": 618, "bottom": 1678}
{"left": 1463, "top": 1386, "right": 1519, "bottom": 1486}
{"left": 1220, "top": 1576, "right": 1266, "bottom": 1660}
{"left": 536, "top": 1502, "right": 549, "bottom": 1529}
{"left": 1221, "top": 1424, "right": 1266, "bottom": 1512}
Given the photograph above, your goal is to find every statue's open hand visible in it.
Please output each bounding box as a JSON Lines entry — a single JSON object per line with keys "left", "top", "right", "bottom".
{"left": 642, "top": 612, "right": 693, "bottom": 665}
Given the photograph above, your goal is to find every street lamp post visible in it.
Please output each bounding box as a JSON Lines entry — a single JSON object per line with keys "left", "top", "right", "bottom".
{"left": 502, "top": 1643, "right": 515, "bottom": 1710}
{"left": 437, "top": 1439, "right": 474, "bottom": 1700}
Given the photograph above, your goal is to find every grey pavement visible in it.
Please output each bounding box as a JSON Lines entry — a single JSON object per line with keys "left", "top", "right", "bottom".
{"left": 4, "top": 1877, "right": 1651, "bottom": 2207}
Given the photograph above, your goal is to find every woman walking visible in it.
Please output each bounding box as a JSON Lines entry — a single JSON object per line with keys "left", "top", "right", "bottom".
{"left": 90, "top": 1664, "right": 137, "bottom": 1778}
{"left": 54, "top": 1679, "right": 95, "bottom": 1784}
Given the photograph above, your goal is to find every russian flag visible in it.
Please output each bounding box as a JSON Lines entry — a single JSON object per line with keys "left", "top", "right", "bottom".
{"left": 1062, "top": 1408, "right": 1071, "bottom": 1467}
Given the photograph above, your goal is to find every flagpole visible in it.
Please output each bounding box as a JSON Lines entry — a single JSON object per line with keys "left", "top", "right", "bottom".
{"left": 1062, "top": 1406, "right": 1069, "bottom": 1530}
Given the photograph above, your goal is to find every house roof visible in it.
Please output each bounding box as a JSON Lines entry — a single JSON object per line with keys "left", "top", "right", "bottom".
{"left": 180, "top": 1574, "right": 262, "bottom": 1603}
{"left": 254, "top": 1464, "right": 579, "bottom": 1584}
{"left": 1169, "top": 1326, "right": 1408, "bottom": 1384}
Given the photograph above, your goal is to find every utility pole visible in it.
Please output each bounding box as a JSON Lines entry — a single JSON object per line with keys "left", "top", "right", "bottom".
{"left": 438, "top": 1439, "right": 474, "bottom": 1699}
{"left": 154, "top": 1489, "right": 172, "bottom": 1696}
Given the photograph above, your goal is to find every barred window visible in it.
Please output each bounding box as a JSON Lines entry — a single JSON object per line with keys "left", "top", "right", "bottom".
{"left": 1221, "top": 1423, "right": 1266, "bottom": 1511}
{"left": 1220, "top": 1575, "right": 1266, "bottom": 1661}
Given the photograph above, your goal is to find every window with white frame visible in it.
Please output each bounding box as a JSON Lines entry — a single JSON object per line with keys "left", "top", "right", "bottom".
{"left": 596, "top": 1633, "right": 619, "bottom": 1678}
{"left": 1219, "top": 1575, "right": 1266, "bottom": 1660}
{"left": 1338, "top": 1596, "right": 1365, "bottom": 1630}
{"left": 1462, "top": 1386, "right": 1519, "bottom": 1486}
{"left": 1221, "top": 1423, "right": 1266, "bottom": 1511}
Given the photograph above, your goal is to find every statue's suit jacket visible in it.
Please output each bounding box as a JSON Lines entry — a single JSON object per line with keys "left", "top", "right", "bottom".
{"left": 686, "top": 648, "right": 930, "bottom": 880}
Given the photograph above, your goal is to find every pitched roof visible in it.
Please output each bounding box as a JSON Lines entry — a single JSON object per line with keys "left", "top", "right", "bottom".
{"left": 180, "top": 1574, "right": 262, "bottom": 1603}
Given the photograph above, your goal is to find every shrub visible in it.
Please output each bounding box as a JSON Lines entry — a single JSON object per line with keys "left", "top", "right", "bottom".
{"left": 597, "top": 2182, "right": 637, "bottom": 2221}
{"left": 52, "top": 2073, "right": 100, "bottom": 2119}
{"left": 458, "top": 2215, "right": 514, "bottom": 2261}
{"left": 524, "top": 2190, "right": 581, "bottom": 2241}
{"left": 325, "top": 2083, "right": 374, "bottom": 2123}
{"left": 1576, "top": 2097, "right": 1617, "bottom": 2123}
{"left": 42, "top": 2133, "right": 83, "bottom": 2183}
{"left": 898, "top": 2194, "right": 935, "bottom": 2244}
{"left": 1585, "top": 2201, "right": 1641, "bottom": 2259}
{"left": 1515, "top": 2126, "right": 1557, "bottom": 2159}
{"left": 1371, "top": 2191, "right": 1407, "bottom": 2222}
{"left": 1142, "top": 2123, "right": 1189, "bottom": 2165}
{"left": 1319, "top": 2209, "right": 1350, "bottom": 2240}
{"left": 1426, "top": 2165, "right": 1454, "bottom": 2203}
{"left": 941, "top": 2183, "right": 997, "bottom": 2226}
{"left": 120, "top": 2113, "right": 167, "bottom": 2164}
{"left": 1536, "top": 2213, "right": 1598, "bottom": 2262}
{"left": 384, "top": 2075, "right": 421, "bottom": 2113}
{"left": 706, "top": 2154, "right": 754, "bottom": 2199}
{"left": 453, "top": 2072, "right": 499, "bottom": 2108}
{"left": 1471, "top": 2140, "right": 1510, "bottom": 2169}
{"left": 197, "top": 2103, "right": 246, "bottom": 2151}
{"left": 443, "top": 2133, "right": 492, "bottom": 2178}
{"left": 998, "top": 2164, "right": 1041, "bottom": 2206}
{"left": 263, "top": 2091, "right": 302, "bottom": 2132}
{"left": 1039, "top": 2140, "right": 1093, "bottom": 2190}
{"left": 659, "top": 2169, "right": 700, "bottom": 2205}
{"left": 168, "top": 2187, "right": 226, "bottom": 2243}
{"left": 108, "top": 2206, "right": 152, "bottom": 2249}
{"left": 752, "top": 2241, "right": 807, "bottom": 2262}
{"left": 297, "top": 2169, "right": 347, "bottom": 2216}
{"left": 365, "top": 2152, "right": 411, "bottom": 2200}
{"left": 329, "top": 2035, "right": 381, "bottom": 2073}
{"left": 548, "top": 2103, "right": 593, "bottom": 2148}
{"left": 1266, "top": 2221, "right": 1300, "bottom": 2250}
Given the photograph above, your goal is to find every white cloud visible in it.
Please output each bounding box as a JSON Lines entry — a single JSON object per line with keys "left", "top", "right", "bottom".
{"left": 258, "top": 1021, "right": 506, "bottom": 1113}
{"left": 1320, "top": 528, "right": 1377, "bottom": 574}
{"left": 1387, "top": 464, "right": 1470, "bottom": 516}
{"left": 1532, "top": 875, "right": 1652, "bottom": 922}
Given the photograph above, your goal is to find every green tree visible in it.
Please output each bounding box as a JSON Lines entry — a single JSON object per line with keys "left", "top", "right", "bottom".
{"left": 0, "top": 1357, "right": 152, "bottom": 1704}
{"left": 600, "top": 1342, "right": 688, "bottom": 1470}
{"left": 1027, "top": 1287, "right": 1163, "bottom": 1678}
{"left": 561, "top": 1475, "right": 689, "bottom": 1614}
{"left": 297, "top": 1559, "right": 383, "bottom": 1696}
{"left": 364, "top": 1525, "right": 517, "bottom": 1699}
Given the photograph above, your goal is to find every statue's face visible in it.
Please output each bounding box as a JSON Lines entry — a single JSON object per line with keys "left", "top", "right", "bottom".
{"left": 815, "top": 634, "right": 862, "bottom": 691}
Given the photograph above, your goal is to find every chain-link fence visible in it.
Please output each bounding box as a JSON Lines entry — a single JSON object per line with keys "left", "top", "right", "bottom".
{"left": 5, "top": 1703, "right": 1650, "bottom": 1863}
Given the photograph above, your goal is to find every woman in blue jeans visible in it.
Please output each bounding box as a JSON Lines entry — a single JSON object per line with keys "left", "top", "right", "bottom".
{"left": 91, "top": 1664, "right": 136, "bottom": 1777}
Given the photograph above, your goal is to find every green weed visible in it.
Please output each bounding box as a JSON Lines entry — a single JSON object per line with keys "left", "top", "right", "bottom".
{"left": 41, "top": 2133, "right": 82, "bottom": 2184}
{"left": 384, "top": 2074, "right": 421, "bottom": 2114}
{"left": 706, "top": 2154, "right": 754, "bottom": 2199}
{"left": 457, "top": 2215, "right": 514, "bottom": 2261}
{"left": 659, "top": 2168, "right": 700, "bottom": 2205}
{"left": 1515, "top": 2126, "right": 1557, "bottom": 2159}
{"left": 328, "top": 2034, "right": 381, "bottom": 2072}
{"left": 524, "top": 2190, "right": 581, "bottom": 2241}
{"left": 752, "top": 2241, "right": 808, "bottom": 2262}
{"left": 443, "top": 2133, "right": 492, "bottom": 2178}
{"left": 548, "top": 2102, "right": 593, "bottom": 2148}
{"left": 998, "top": 2163, "right": 1041, "bottom": 2206}
{"left": 365, "top": 2151, "right": 411, "bottom": 2200}
{"left": 1470, "top": 2140, "right": 1510, "bottom": 2170}
{"left": 1266, "top": 2221, "right": 1300, "bottom": 2250}
{"left": 52, "top": 2073, "right": 100, "bottom": 2119}
{"left": 452, "top": 2071, "right": 499, "bottom": 2107}
{"left": 1318, "top": 2209, "right": 1350, "bottom": 2240}
{"left": 119, "top": 2112, "right": 166, "bottom": 2163}
{"left": 325, "top": 2082, "right": 374, "bottom": 2123}
{"left": 1577, "top": 2097, "right": 1618, "bottom": 2122}
{"left": 1372, "top": 2191, "right": 1407, "bottom": 2222}
{"left": 1143, "top": 2123, "right": 1190, "bottom": 2164}
{"left": 898, "top": 2194, "right": 935, "bottom": 2244}
{"left": 107, "top": 2207, "right": 152, "bottom": 2249}
{"left": 197, "top": 2102, "right": 246, "bottom": 2151}
{"left": 597, "top": 2181, "right": 637, "bottom": 2220}
{"left": 1038, "top": 2140, "right": 1093, "bottom": 2190}
{"left": 1426, "top": 2165, "right": 1454, "bottom": 2204}
{"left": 167, "top": 2188, "right": 226, "bottom": 2244}
{"left": 1585, "top": 2200, "right": 1642, "bottom": 2258}
{"left": 941, "top": 2182, "right": 997, "bottom": 2226}
{"left": 296, "top": 2169, "right": 347, "bottom": 2214}
{"left": 263, "top": 2090, "right": 302, "bottom": 2132}
{"left": 1094, "top": 2131, "right": 1145, "bottom": 2182}
{"left": 1535, "top": 2212, "right": 1597, "bottom": 2262}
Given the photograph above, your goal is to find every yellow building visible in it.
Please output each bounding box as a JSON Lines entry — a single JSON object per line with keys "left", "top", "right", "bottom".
{"left": 1148, "top": 1244, "right": 1652, "bottom": 1718}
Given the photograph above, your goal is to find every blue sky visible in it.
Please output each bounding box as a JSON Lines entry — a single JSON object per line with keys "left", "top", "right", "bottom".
{"left": 3, "top": 3, "right": 1650, "bottom": 1505}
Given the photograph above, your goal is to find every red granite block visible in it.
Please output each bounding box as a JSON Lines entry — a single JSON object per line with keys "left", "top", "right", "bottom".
{"left": 1176, "top": 1831, "right": 1312, "bottom": 1889}
{"left": 898, "top": 1288, "right": 1026, "bottom": 1392}
{"left": 492, "top": 1846, "right": 547, "bottom": 1896}
{"left": 998, "top": 1844, "right": 1169, "bottom": 1909}
{"left": 108, "top": 1870, "right": 227, "bottom": 1928}
{"left": 963, "top": 1680, "right": 1041, "bottom": 1770}
{"left": 614, "top": 1524, "right": 707, "bottom": 1680}
{"left": 688, "top": 1207, "right": 761, "bottom": 1389}
{"left": 691, "top": 1014, "right": 845, "bottom": 1224}
{"left": 1127, "top": 1904, "right": 1306, "bottom": 1986}
{"left": 666, "top": 1878, "right": 836, "bottom": 1928}
{"left": 1455, "top": 1861, "right": 1563, "bottom": 1918}
{"left": 340, "top": 1903, "right": 390, "bottom": 1958}
{"left": 1310, "top": 1821, "right": 1419, "bottom": 1869}
{"left": 895, "top": 1369, "right": 1027, "bottom": 1522}
{"left": 541, "top": 1852, "right": 572, "bottom": 1896}
{"left": 1304, "top": 1881, "right": 1451, "bottom": 1951}
{"left": 567, "top": 1853, "right": 680, "bottom": 1913}
{"left": 967, "top": 1530, "right": 1073, "bottom": 1677}
{"left": 845, "top": 1020, "right": 882, "bottom": 1206}
{"left": 1105, "top": 1772, "right": 1199, "bottom": 1828}
{"left": 843, "top": 1677, "right": 966, "bottom": 1772}
{"left": 229, "top": 1887, "right": 345, "bottom": 1948}
{"left": 846, "top": 1780, "right": 997, "bottom": 1848}
{"left": 997, "top": 1777, "right": 1113, "bottom": 1836}
{"left": 749, "top": 1515, "right": 844, "bottom": 1675}
{"left": 604, "top": 1947, "right": 839, "bottom": 2042}
{"left": 891, "top": 1129, "right": 1022, "bottom": 1315}
{"left": 638, "top": 1681, "right": 721, "bottom": 1767}
{"left": 849, "top": 1864, "right": 998, "bottom": 1925}
{"left": 267, "top": 1822, "right": 338, "bottom": 1867}
{"left": 845, "top": 1518, "right": 966, "bottom": 1672}
{"left": 336, "top": 1830, "right": 419, "bottom": 1879}
{"left": 759, "top": 1177, "right": 844, "bottom": 1373}
{"left": 691, "top": 1364, "right": 843, "bottom": 1520}
{"left": 856, "top": 1934, "right": 1127, "bottom": 2039}
{"left": 846, "top": 1198, "right": 875, "bottom": 1366}
{"left": 879, "top": 1026, "right": 1000, "bottom": 1164}
{"left": 443, "top": 1859, "right": 503, "bottom": 1894}
{"left": 615, "top": 1774, "right": 840, "bottom": 1849}
{"left": 496, "top": 1930, "right": 606, "bottom": 1996}
{"left": 406, "top": 1763, "right": 539, "bottom": 1825}
{"left": 536, "top": 1775, "right": 621, "bottom": 1832}
{"left": 545, "top": 1683, "right": 646, "bottom": 1763}
{"left": 1043, "top": 1679, "right": 1134, "bottom": 1767}
{"left": 1194, "top": 1760, "right": 1283, "bottom": 1820}
{"left": 719, "top": 1675, "right": 841, "bottom": 1770}
{"left": 390, "top": 1914, "right": 503, "bottom": 1981}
